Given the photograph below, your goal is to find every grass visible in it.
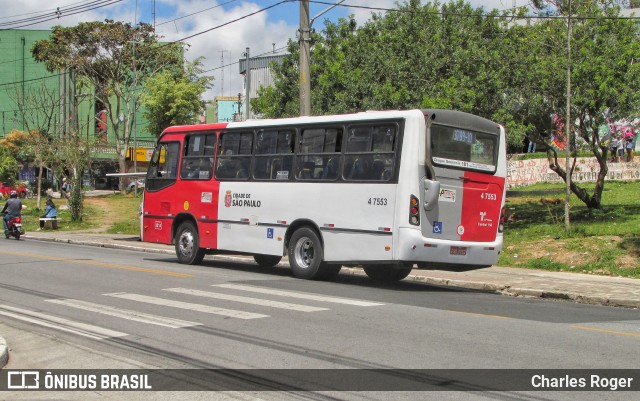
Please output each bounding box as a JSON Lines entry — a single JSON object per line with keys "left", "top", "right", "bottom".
{"left": 501, "top": 181, "right": 640, "bottom": 278}
{"left": 19, "top": 194, "right": 141, "bottom": 234}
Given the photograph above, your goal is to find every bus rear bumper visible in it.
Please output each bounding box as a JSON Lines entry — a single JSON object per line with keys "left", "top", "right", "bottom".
{"left": 397, "top": 227, "right": 502, "bottom": 267}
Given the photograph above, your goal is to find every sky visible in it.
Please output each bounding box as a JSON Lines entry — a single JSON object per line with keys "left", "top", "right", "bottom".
{"left": 0, "top": 0, "right": 529, "bottom": 99}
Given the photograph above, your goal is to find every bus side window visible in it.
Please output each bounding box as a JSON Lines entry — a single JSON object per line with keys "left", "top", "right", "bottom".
{"left": 253, "top": 129, "right": 294, "bottom": 181}
{"left": 215, "top": 131, "right": 254, "bottom": 181}
{"left": 297, "top": 127, "right": 342, "bottom": 181}
{"left": 344, "top": 124, "right": 396, "bottom": 181}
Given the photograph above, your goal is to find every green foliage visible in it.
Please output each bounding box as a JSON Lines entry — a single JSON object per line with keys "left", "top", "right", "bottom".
{"left": 141, "top": 58, "right": 213, "bottom": 136}
{"left": 0, "top": 147, "right": 19, "bottom": 185}
{"left": 32, "top": 20, "right": 183, "bottom": 189}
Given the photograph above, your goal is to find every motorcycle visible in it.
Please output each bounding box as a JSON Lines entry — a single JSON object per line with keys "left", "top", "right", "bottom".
{"left": 4, "top": 213, "right": 24, "bottom": 240}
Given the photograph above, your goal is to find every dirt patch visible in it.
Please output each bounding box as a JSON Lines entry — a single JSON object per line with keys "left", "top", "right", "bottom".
{"left": 518, "top": 235, "right": 637, "bottom": 270}
{"left": 82, "top": 197, "right": 113, "bottom": 232}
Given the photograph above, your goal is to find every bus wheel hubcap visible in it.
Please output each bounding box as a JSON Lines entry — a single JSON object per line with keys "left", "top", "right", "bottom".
{"left": 179, "top": 231, "right": 194, "bottom": 256}
{"left": 294, "top": 237, "right": 314, "bottom": 269}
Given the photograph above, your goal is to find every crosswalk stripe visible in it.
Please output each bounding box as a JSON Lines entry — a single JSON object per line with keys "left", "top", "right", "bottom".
{"left": 46, "top": 298, "right": 202, "bottom": 328}
{"left": 0, "top": 304, "right": 128, "bottom": 340}
{"left": 164, "top": 288, "right": 329, "bottom": 312}
{"left": 103, "top": 293, "right": 269, "bottom": 320}
{"left": 213, "top": 284, "right": 385, "bottom": 306}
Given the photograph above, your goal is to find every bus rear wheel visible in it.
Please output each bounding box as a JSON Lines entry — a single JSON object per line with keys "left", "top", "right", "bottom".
{"left": 175, "top": 221, "right": 205, "bottom": 265}
{"left": 254, "top": 254, "right": 282, "bottom": 268}
{"left": 288, "top": 227, "right": 326, "bottom": 280}
{"left": 363, "top": 264, "right": 412, "bottom": 282}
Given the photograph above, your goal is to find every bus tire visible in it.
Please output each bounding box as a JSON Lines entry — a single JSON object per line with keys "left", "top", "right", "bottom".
{"left": 318, "top": 264, "right": 342, "bottom": 280}
{"left": 175, "top": 221, "right": 205, "bottom": 265}
{"left": 288, "top": 227, "right": 326, "bottom": 280}
{"left": 363, "top": 264, "right": 412, "bottom": 282}
{"left": 254, "top": 254, "right": 282, "bottom": 268}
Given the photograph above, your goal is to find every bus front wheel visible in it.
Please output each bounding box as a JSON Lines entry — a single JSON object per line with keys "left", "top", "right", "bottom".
{"left": 175, "top": 221, "right": 206, "bottom": 265}
{"left": 363, "top": 264, "right": 412, "bottom": 282}
{"left": 288, "top": 227, "right": 326, "bottom": 280}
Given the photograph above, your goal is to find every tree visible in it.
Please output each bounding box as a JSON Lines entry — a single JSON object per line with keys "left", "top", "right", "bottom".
{"left": 140, "top": 57, "right": 213, "bottom": 136}
{"left": 32, "top": 20, "right": 183, "bottom": 192}
{"left": 522, "top": 1, "right": 640, "bottom": 209}
{"left": 7, "top": 80, "right": 63, "bottom": 209}
{"left": 52, "top": 132, "right": 94, "bottom": 221}
{"left": 0, "top": 147, "right": 19, "bottom": 187}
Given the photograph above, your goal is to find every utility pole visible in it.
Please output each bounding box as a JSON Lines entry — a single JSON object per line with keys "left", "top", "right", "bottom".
{"left": 298, "top": 0, "right": 344, "bottom": 116}
{"left": 244, "top": 47, "right": 251, "bottom": 121}
{"left": 299, "top": 0, "right": 311, "bottom": 116}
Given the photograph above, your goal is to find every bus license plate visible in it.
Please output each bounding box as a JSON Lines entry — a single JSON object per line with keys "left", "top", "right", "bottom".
{"left": 450, "top": 246, "right": 467, "bottom": 256}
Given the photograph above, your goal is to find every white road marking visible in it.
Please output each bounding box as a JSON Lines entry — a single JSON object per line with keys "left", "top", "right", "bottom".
{"left": 163, "top": 288, "right": 329, "bottom": 312}
{"left": 46, "top": 298, "right": 202, "bottom": 328}
{"left": 213, "top": 284, "right": 385, "bottom": 306}
{"left": 103, "top": 293, "right": 268, "bottom": 320}
{"left": 0, "top": 304, "right": 128, "bottom": 340}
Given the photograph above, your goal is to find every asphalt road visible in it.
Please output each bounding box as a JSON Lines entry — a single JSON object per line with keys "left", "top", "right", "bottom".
{"left": 1, "top": 239, "right": 639, "bottom": 400}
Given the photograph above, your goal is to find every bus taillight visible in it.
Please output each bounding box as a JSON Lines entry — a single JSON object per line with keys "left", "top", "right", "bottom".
{"left": 499, "top": 206, "right": 506, "bottom": 233}
{"left": 409, "top": 195, "right": 420, "bottom": 226}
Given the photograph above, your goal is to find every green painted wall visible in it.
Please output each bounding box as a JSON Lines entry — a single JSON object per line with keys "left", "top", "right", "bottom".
{"left": 0, "top": 29, "right": 157, "bottom": 160}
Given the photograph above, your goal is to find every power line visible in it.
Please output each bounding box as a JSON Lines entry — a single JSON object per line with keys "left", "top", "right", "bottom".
{"left": 0, "top": 1, "right": 288, "bottom": 92}
{"left": 199, "top": 46, "right": 288, "bottom": 75}
{"left": 0, "top": 0, "right": 104, "bottom": 21}
{"left": 0, "top": 0, "right": 125, "bottom": 30}
{"left": 308, "top": 0, "right": 640, "bottom": 21}
{"left": 172, "top": 0, "right": 291, "bottom": 43}
{"left": 155, "top": 0, "right": 238, "bottom": 27}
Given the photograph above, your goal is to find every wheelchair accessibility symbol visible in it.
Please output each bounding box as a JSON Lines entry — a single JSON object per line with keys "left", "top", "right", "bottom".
{"left": 432, "top": 221, "right": 443, "bottom": 234}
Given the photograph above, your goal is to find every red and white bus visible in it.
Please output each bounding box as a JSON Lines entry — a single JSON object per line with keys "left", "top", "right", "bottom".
{"left": 142, "top": 109, "right": 507, "bottom": 281}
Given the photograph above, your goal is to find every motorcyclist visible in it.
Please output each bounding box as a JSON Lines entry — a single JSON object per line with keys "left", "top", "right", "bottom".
{"left": 2, "top": 191, "right": 22, "bottom": 238}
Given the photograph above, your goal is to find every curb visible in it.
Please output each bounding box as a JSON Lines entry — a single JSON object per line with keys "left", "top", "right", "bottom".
{"left": 0, "top": 335, "right": 8, "bottom": 368}
{"left": 24, "top": 235, "right": 640, "bottom": 309}
{"left": 26, "top": 236, "right": 174, "bottom": 256}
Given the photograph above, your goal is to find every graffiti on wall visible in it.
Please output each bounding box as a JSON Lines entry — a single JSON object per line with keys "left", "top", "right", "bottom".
{"left": 507, "top": 157, "right": 640, "bottom": 188}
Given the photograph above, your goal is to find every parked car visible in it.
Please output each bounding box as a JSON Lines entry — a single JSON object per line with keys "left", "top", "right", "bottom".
{"left": 94, "top": 176, "right": 120, "bottom": 190}
{"left": 0, "top": 182, "right": 28, "bottom": 199}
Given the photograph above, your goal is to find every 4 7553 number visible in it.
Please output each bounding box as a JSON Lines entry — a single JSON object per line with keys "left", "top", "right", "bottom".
{"left": 368, "top": 197, "right": 388, "bottom": 206}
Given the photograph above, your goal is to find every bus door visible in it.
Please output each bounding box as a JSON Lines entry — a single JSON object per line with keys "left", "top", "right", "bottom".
{"left": 143, "top": 140, "right": 181, "bottom": 244}
{"left": 423, "top": 123, "right": 504, "bottom": 244}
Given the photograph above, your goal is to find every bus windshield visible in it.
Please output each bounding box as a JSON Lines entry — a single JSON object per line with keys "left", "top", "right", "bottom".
{"left": 430, "top": 124, "right": 498, "bottom": 173}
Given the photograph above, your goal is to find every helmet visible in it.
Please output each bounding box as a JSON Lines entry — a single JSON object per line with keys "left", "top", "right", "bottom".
{"left": 9, "top": 191, "right": 17, "bottom": 198}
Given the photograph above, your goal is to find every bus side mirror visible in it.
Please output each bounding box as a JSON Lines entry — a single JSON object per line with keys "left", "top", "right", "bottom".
{"left": 423, "top": 179, "right": 440, "bottom": 211}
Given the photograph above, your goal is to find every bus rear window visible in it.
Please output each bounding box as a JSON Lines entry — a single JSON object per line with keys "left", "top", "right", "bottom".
{"left": 431, "top": 125, "right": 497, "bottom": 172}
